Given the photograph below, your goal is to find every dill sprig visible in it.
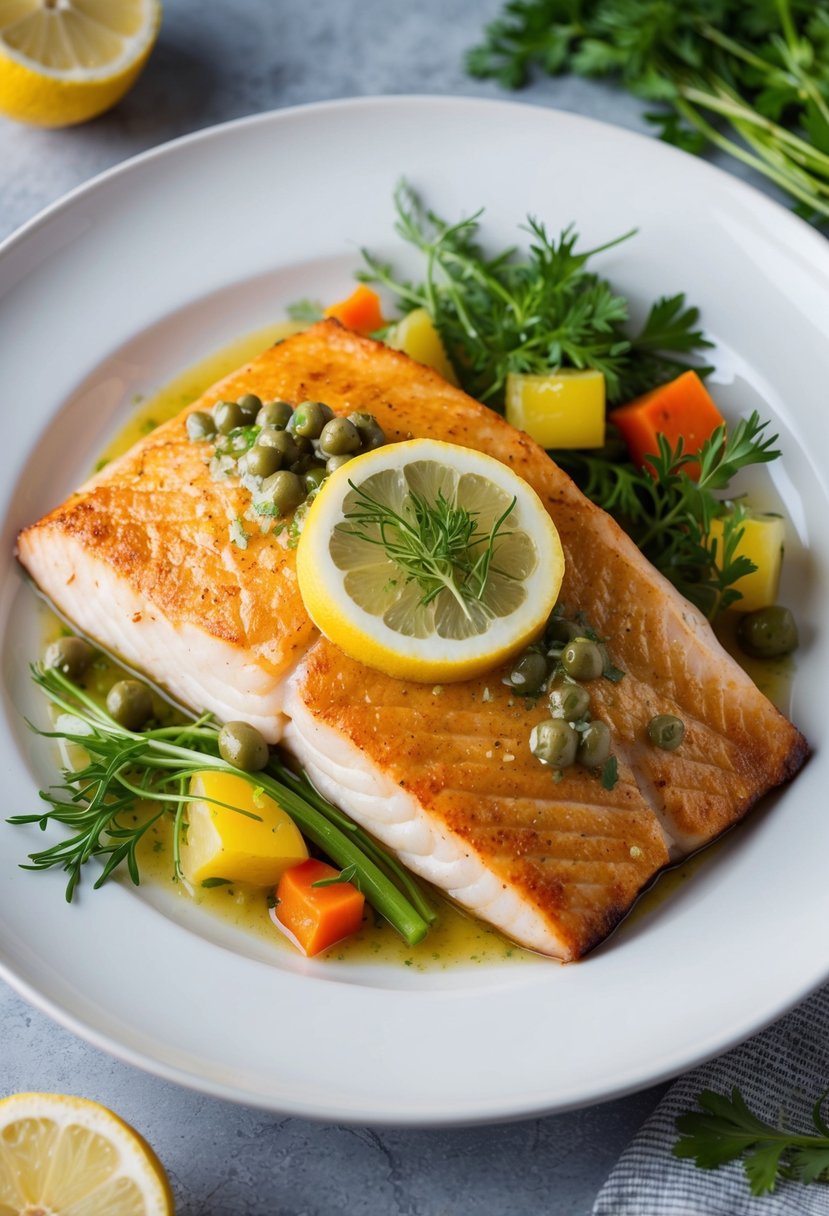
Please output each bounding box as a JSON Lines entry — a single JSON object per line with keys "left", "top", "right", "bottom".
{"left": 556, "top": 411, "right": 781, "bottom": 617}
{"left": 338, "top": 481, "right": 517, "bottom": 619}
{"left": 359, "top": 181, "right": 712, "bottom": 407}
{"left": 10, "top": 664, "right": 436, "bottom": 945}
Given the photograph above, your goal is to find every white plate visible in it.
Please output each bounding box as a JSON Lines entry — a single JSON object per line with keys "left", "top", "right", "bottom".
{"left": 2, "top": 97, "right": 828, "bottom": 1125}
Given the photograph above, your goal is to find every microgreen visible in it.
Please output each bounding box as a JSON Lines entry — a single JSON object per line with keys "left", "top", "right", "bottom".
{"left": 11, "top": 664, "right": 436, "bottom": 945}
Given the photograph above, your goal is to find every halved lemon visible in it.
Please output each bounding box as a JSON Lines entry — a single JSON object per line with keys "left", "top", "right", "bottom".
{"left": 0, "top": 0, "right": 161, "bottom": 128}
{"left": 296, "top": 438, "right": 564, "bottom": 683}
{"left": 0, "top": 1091, "right": 174, "bottom": 1214}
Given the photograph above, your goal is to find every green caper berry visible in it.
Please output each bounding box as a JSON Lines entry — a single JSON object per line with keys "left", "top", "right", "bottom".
{"left": 218, "top": 721, "right": 269, "bottom": 772}
{"left": 106, "top": 679, "right": 153, "bottom": 732}
{"left": 236, "top": 393, "right": 262, "bottom": 423}
{"left": 290, "top": 454, "right": 313, "bottom": 475}
{"left": 262, "top": 470, "right": 305, "bottom": 515}
{"left": 319, "top": 417, "right": 361, "bottom": 456}
{"left": 44, "top": 636, "right": 94, "bottom": 681}
{"left": 647, "top": 714, "right": 685, "bottom": 751}
{"left": 256, "top": 400, "right": 293, "bottom": 430}
{"left": 244, "top": 444, "right": 282, "bottom": 479}
{"left": 291, "top": 401, "right": 330, "bottom": 439}
{"left": 326, "top": 453, "right": 354, "bottom": 474}
{"left": 509, "top": 652, "right": 549, "bottom": 696}
{"left": 304, "top": 465, "right": 328, "bottom": 493}
{"left": 530, "top": 718, "right": 578, "bottom": 768}
{"left": 561, "top": 637, "right": 604, "bottom": 681}
{"left": 213, "top": 400, "right": 245, "bottom": 435}
{"left": 186, "top": 410, "right": 216, "bottom": 442}
{"left": 548, "top": 681, "right": 591, "bottom": 721}
{"left": 257, "top": 428, "right": 298, "bottom": 465}
{"left": 577, "top": 719, "right": 611, "bottom": 768}
{"left": 348, "top": 411, "right": 386, "bottom": 452}
{"left": 545, "top": 616, "right": 581, "bottom": 647}
{"left": 736, "top": 605, "right": 799, "bottom": 659}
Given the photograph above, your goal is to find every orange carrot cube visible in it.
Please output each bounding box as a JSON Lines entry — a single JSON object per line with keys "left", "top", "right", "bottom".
{"left": 274, "top": 859, "right": 365, "bottom": 956}
{"left": 609, "top": 370, "right": 724, "bottom": 478}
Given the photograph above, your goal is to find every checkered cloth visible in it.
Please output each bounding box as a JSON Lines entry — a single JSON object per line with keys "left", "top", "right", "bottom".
{"left": 593, "top": 986, "right": 829, "bottom": 1214}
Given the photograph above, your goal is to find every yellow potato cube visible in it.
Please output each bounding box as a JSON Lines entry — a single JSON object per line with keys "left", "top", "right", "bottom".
{"left": 181, "top": 771, "right": 308, "bottom": 888}
{"left": 709, "top": 513, "right": 785, "bottom": 613}
{"left": 386, "top": 307, "right": 458, "bottom": 385}
{"left": 505, "top": 370, "right": 605, "bottom": 449}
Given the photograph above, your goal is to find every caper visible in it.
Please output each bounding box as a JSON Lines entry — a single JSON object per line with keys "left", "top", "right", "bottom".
{"left": 737, "top": 605, "right": 799, "bottom": 659}
{"left": 529, "top": 718, "right": 578, "bottom": 768}
{"left": 304, "top": 464, "right": 328, "bottom": 493}
{"left": 256, "top": 400, "right": 293, "bottom": 430}
{"left": 262, "top": 470, "right": 305, "bottom": 515}
{"left": 326, "top": 453, "right": 355, "bottom": 474}
{"left": 348, "top": 411, "right": 385, "bottom": 451}
{"left": 548, "top": 680, "right": 591, "bottom": 721}
{"left": 292, "top": 434, "right": 313, "bottom": 457}
{"left": 291, "top": 401, "right": 331, "bottom": 439}
{"left": 509, "top": 652, "right": 549, "bottom": 696}
{"left": 213, "top": 399, "right": 245, "bottom": 435}
{"left": 545, "top": 616, "right": 581, "bottom": 647}
{"left": 186, "top": 410, "right": 216, "bottom": 442}
{"left": 44, "top": 635, "right": 94, "bottom": 681}
{"left": 236, "top": 393, "right": 262, "bottom": 423}
{"left": 577, "top": 719, "right": 611, "bottom": 768}
{"left": 258, "top": 428, "right": 298, "bottom": 465}
{"left": 647, "top": 714, "right": 685, "bottom": 751}
{"left": 561, "top": 637, "right": 604, "bottom": 681}
{"left": 218, "top": 721, "right": 269, "bottom": 772}
{"left": 319, "top": 417, "right": 361, "bottom": 456}
{"left": 244, "top": 444, "right": 282, "bottom": 479}
{"left": 106, "top": 679, "right": 153, "bottom": 732}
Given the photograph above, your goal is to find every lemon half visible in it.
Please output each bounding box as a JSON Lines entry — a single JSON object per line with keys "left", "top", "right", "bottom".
{"left": 0, "top": 0, "right": 161, "bottom": 127}
{"left": 296, "top": 438, "right": 564, "bottom": 683}
{"left": 0, "top": 1091, "right": 174, "bottom": 1215}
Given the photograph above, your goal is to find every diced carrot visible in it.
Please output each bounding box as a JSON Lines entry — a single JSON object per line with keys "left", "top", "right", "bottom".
{"left": 324, "top": 285, "right": 386, "bottom": 335}
{"left": 609, "top": 370, "right": 724, "bottom": 478}
{"left": 274, "top": 859, "right": 365, "bottom": 956}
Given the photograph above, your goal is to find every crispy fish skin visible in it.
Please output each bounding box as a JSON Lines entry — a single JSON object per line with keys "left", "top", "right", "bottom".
{"left": 16, "top": 320, "right": 808, "bottom": 958}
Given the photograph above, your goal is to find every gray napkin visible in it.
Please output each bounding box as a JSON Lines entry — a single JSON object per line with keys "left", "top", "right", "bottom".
{"left": 593, "top": 986, "right": 829, "bottom": 1214}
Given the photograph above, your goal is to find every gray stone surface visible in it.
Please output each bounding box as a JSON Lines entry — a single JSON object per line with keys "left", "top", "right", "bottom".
{"left": 0, "top": 1, "right": 785, "bottom": 1212}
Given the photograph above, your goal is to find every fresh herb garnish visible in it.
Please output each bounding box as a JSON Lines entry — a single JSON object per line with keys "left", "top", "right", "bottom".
{"left": 311, "top": 862, "right": 360, "bottom": 888}
{"left": 338, "top": 480, "right": 517, "bottom": 618}
{"left": 675, "top": 1086, "right": 829, "bottom": 1195}
{"left": 11, "top": 664, "right": 436, "bottom": 945}
{"left": 557, "top": 411, "right": 780, "bottom": 617}
{"left": 287, "top": 298, "right": 325, "bottom": 323}
{"left": 359, "top": 181, "right": 712, "bottom": 407}
{"left": 467, "top": 0, "right": 829, "bottom": 225}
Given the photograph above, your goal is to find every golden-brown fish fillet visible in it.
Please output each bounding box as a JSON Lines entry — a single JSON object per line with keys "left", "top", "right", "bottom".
{"left": 17, "top": 321, "right": 808, "bottom": 959}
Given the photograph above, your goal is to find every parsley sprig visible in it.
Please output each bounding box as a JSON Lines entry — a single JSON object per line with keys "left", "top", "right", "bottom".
{"left": 359, "top": 182, "right": 712, "bottom": 407}
{"left": 467, "top": 0, "right": 829, "bottom": 225}
{"left": 557, "top": 411, "right": 780, "bottom": 616}
{"left": 10, "top": 663, "right": 436, "bottom": 944}
{"left": 675, "top": 1086, "right": 829, "bottom": 1195}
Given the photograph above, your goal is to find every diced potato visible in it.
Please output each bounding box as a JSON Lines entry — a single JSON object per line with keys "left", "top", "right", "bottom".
{"left": 386, "top": 307, "right": 458, "bottom": 385}
{"left": 709, "top": 513, "right": 785, "bottom": 613}
{"left": 505, "top": 370, "right": 605, "bottom": 449}
{"left": 181, "top": 771, "right": 308, "bottom": 888}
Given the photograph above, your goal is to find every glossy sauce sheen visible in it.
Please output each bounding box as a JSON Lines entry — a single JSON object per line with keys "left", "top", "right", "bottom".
{"left": 20, "top": 321, "right": 807, "bottom": 961}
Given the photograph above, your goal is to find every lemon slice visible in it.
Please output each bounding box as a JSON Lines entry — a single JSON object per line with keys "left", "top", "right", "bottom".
{"left": 0, "top": 0, "right": 161, "bottom": 127}
{"left": 296, "top": 438, "right": 564, "bottom": 682}
{"left": 0, "top": 1092, "right": 174, "bottom": 1215}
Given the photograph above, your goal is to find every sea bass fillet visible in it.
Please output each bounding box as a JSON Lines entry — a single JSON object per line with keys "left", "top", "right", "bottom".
{"left": 17, "top": 321, "right": 808, "bottom": 959}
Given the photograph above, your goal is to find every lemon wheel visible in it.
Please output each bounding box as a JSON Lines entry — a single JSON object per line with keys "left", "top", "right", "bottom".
{"left": 0, "top": 1091, "right": 174, "bottom": 1214}
{"left": 296, "top": 438, "right": 565, "bottom": 683}
{"left": 0, "top": 0, "right": 161, "bottom": 127}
